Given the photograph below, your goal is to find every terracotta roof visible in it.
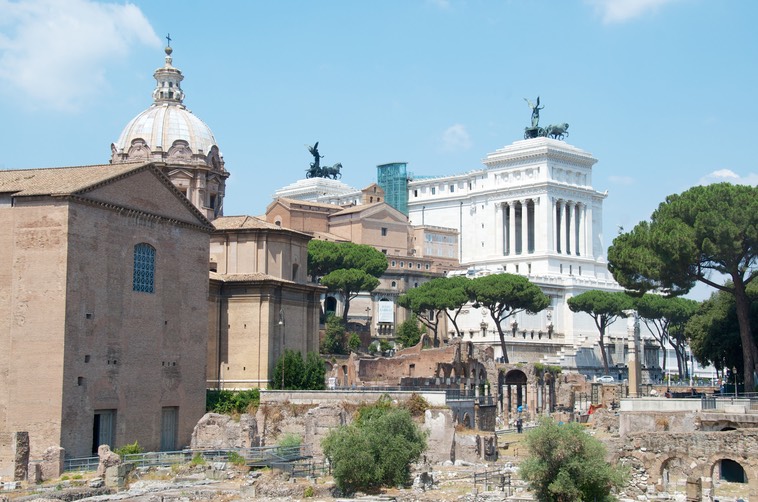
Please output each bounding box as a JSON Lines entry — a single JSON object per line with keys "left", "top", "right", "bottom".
{"left": 0, "top": 162, "right": 150, "bottom": 196}
{"left": 212, "top": 215, "right": 282, "bottom": 230}
{"left": 274, "top": 197, "right": 345, "bottom": 211}
{"left": 209, "top": 271, "right": 295, "bottom": 283}
{"left": 310, "top": 231, "right": 350, "bottom": 242}
{"left": 331, "top": 201, "right": 384, "bottom": 216}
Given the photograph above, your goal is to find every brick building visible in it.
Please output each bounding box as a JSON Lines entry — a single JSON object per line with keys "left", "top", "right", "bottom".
{"left": 0, "top": 162, "right": 212, "bottom": 467}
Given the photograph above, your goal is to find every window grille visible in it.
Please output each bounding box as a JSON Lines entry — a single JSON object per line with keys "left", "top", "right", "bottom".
{"left": 133, "top": 243, "right": 155, "bottom": 293}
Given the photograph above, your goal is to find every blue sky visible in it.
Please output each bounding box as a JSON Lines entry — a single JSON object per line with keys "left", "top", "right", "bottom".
{"left": 1, "top": 0, "right": 757, "bottom": 248}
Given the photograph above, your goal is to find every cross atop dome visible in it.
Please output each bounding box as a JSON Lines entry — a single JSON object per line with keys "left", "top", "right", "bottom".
{"left": 151, "top": 39, "right": 185, "bottom": 105}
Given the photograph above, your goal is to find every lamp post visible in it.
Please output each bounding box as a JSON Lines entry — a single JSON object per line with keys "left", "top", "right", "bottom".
{"left": 733, "top": 366, "right": 738, "bottom": 398}
{"left": 279, "top": 308, "right": 285, "bottom": 390}
{"left": 365, "top": 306, "right": 371, "bottom": 336}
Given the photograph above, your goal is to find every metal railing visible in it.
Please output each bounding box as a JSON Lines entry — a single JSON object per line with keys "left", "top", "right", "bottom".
{"left": 699, "top": 396, "right": 758, "bottom": 412}
{"left": 63, "top": 445, "right": 306, "bottom": 473}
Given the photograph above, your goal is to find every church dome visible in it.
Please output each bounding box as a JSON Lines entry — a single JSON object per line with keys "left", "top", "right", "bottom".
{"left": 113, "top": 101, "right": 218, "bottom": 159}
{"left": 111, "top": 43, "right": 229, "bottom": 220}
{"left": 111, "top": 45, "right": 224, "bottom": 170}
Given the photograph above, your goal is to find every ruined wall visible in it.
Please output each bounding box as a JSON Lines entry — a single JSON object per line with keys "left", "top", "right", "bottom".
{"left": 609, "top": 430, "right": 758, "bottom": 498}
{"left": 0, "top": 432, "right": 28, "bottom": 481}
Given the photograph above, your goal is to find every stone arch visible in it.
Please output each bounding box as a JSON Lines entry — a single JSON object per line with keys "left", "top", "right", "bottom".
{"left": 462, "top": 412, "right": 472, "bottom": 428}
{"left": 707, "top": 455, "right": 749, "bottom": 483}
{"left": 324, "top": 296, "right": 338, "bottom": 316}
{"left": 657, "top": 456, "right": 691, "bottom": 490}
{"left": 501, "top": 369, "right": 529, "bottom": 417}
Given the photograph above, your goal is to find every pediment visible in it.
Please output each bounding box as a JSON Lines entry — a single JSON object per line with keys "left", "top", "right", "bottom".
{"left": 83, "top": 165, "right": 210, "bottom": 227}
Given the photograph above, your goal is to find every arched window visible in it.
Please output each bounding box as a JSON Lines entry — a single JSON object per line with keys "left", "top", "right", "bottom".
{"left": 133, "top": 243, "right": 155, "bottom": 293}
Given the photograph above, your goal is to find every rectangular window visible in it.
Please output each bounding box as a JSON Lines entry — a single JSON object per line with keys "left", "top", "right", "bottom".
{"left": 431, "top": 187, "right": 436, "bottom": 195}
{"left": 133, "top": 243, "right": 155, "bottom": 293}
{"left": 450, "top": 185, "right": 455, "bottom": 193}
{"left": 381, "top": 227, "right": 387, "bottom": 236}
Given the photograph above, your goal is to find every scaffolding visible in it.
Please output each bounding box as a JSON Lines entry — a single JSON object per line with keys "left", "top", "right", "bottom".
{"left": 377, "top": 162, "right": 410, "bottom": 215}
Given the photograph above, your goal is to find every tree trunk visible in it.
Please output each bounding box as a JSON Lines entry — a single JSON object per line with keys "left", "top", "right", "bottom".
{"left": 492, "top": 312, "right": 509, "bottom": 363}
{"left": 598, "top": 326, "right": 609, "bottom": 374}
{"left": 733, "top": 277, "right": 757, "bottom": 391}
{"left": 342, "top": 298, "right": 350, "bottom": 323}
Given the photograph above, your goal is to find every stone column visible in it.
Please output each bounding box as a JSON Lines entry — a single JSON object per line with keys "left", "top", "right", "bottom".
{"left": 576, "top": 204, "right": 587, "bottom": 256}
{"left": 553, "top": 199, "right": 566, "bottom": 253}
{"left": 496, "top": 203, "right": 504, "bottom": 256}
{"left": 567, "top": 202, "right": 574, "bottom": 256}
{"left": 522, "top": 199, "right": 531, "bottom": 254}
{"left": 508, "top": 202, "right": 516, "bottom": 256}
{"left": 624, "top": 309, "right": 642, "bottom": 398}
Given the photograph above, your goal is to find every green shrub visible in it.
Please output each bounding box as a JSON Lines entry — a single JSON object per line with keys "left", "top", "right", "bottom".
{"left": 206, "top": 388, "right": 260, "bottom": 414}
{"left": 400, "top": 393, "right": 430, "bottom": 417}
{"left": 115, "top": 441, "right": 143, "bottom": 456}
{"left": 277, "top": 433, "right": 302, "bottom": 449}
{"left": 227, "top": 451, "right": 246, "bottom": 466}
{"left": 190, "top": 452, "right": 206, "bottom": 466}
{"left": 347, "top": 332, "right": 361, "bottom": 352}
{"left": 322, "top": 397, "right": 427, "bottom": 494}
{"left": 520, "top": 418, "right": 628, "bottom": 501}
{"left": 303, "top": 485, "right": 314, "bottom": 498}
{"left": 395, "top": 319, "right": 423, "bottom": 348}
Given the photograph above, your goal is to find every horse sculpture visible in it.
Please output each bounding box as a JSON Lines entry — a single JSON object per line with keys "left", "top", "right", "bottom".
{"left": 544, "top": 123, "right": 569, "bottom": 140}
{"left": 322, "top": 163, "right": 342, "bottom": 180}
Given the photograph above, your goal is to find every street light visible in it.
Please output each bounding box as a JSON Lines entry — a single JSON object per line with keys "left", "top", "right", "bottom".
{"left": 279, "top": 309, "right": 285, "bottom": 390}
{"left": 733, "top": 366, "right": 738, "bottom": 398}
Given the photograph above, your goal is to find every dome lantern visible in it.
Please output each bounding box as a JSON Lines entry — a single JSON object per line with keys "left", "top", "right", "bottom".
{"left": 110, "top": 42, "right": 229, "bottom": 220}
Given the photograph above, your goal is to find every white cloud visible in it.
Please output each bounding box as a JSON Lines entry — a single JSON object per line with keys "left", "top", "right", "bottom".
{"left": 698, "top": 169, "right": 758, "bottom": 186}
{"left": 585, "top": 0, "right": 680, "bottom": 24}
{"left": 426, "top": 0, "right": 451, "bottom": 10}
{"left": 441, "top": 124, "right": 472, "bottom": 152}
{"left": 609, "top": 175, "right": 635, "bottom": 185}
{"left": 0, "top": 0, "right": 160, "bottom": 111}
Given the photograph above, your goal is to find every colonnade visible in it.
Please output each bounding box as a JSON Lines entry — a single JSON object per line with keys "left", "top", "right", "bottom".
{"left": 553, "top": 199, "right": 587, "bottom": 256}
{"left": 495, "top": 197, "right": 590, "bottom": 257}
{"left": 501, "top": 199, "right": 535, "bottom": 256}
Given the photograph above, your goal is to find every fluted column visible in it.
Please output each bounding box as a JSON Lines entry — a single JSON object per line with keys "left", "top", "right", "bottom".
{"left": 509, "top": 202, "right": 516, "bottom": 256}
{"left": 556, "top": 200, "right": 564, "bottom": 254}
{"left": 523, "top": 199, "right": 531, "bottom": 254}
{"left": 496, "top": 203, "right": 504, "bottom": 256}
{"left": 577, "top": 203, "right": 585, "bottom": 256}
{"left": 567, "top": 202, "right": 575, "bottom": 256}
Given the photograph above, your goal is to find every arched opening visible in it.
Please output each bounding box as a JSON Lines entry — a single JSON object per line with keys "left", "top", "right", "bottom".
{"left": 324, "top": 296, "right": 338, "bottom": 317}
{"left": 710, "top": 457, "right": 750, "bottom": 501}
{"left": 660, "top": 457, "right": 688, "bottom": 490}
{"left": 501, "top": 369, "right": 528, "bottom": 418}
{"left": 718, "top": 458, "right": 747, "bottom": 483}
{"left": 462, "top": 412, "right": 472, "bottom": 428}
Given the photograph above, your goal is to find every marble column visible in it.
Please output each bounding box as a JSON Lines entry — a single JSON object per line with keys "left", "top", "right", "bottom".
{"left": 566, "top": 202, "right": 576, "bottom": 255}
{"left": 556, "top": 200, "right": 564, "bottom": 254}
{"left": 496, "top": 203, "right": 504, "bottom": 255}
{"left": 522, "top": 199, "right": 531, "bottom": 254}
{"left": 509, "top": 202, "right": 516, "bottom": 256}
{"left": 577, "top": 203, "right": 584, "bottom": 256}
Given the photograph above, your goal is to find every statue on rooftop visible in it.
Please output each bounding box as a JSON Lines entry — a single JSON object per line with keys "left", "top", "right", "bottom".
{"left": 305, "top": 141, "right": 342, "bottom": 180}
{"left": 523, "top": 97, "right": 569, "bottom": 141}
{"left": 524, "top": 96, "right": 544, "bottom": 128}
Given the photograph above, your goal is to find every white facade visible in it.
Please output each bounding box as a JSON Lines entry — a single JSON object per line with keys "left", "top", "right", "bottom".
{"left": 407, "top": 137, "right": 629, "bottom": 368}
{"left": 273, "top": 177, "right": 361, "bottom": 206}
